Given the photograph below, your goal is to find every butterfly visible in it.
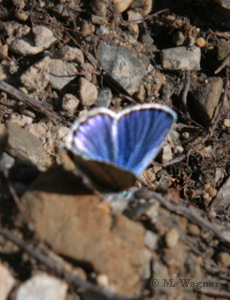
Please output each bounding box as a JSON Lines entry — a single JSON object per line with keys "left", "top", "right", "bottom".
{"left": 64, "top": 104, "right": 177, "bottom": 192}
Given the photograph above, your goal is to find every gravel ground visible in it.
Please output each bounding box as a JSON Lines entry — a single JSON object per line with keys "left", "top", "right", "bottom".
{"left": 1, "top": 1, "right": 230, "bottom": 300}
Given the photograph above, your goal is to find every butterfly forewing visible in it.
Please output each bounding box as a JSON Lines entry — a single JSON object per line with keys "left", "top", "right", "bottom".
{"left": 115, "top": 106, "right": 176, "bottom": 175}
{"left": 72, "top": 112, "right": 115, "bottom": 162}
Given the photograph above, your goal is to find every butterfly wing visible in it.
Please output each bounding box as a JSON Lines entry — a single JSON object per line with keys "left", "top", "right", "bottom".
{"left": 68, "top": 153, "right": 136, "bottom": 191}
{"left": 114, "top": 104, "right": 177, "bottom": 175}
{"left": 67, "top": 109, "right": 115, "bottom": 163}
{"left": 64, "top": 108, "right": 136, "bottom": 191}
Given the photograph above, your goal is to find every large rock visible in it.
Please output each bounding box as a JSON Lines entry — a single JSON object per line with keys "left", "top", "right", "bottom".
{"left": 21, "top": 166, "right": 146, "bottom": 296}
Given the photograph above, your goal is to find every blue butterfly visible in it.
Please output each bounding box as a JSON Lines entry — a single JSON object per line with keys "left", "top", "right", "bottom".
{"left": 64, "top": 104, "right": 177, "bottom": 192}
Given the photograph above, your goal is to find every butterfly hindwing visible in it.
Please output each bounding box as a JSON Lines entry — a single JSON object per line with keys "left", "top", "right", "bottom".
{"left": 70, "top": 154, "right": 136, "bottom": 191}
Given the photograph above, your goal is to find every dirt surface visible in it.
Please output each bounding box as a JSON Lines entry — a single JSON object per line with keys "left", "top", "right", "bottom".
{"left": 2, "top": 0, "right": 230, "bottom": 300}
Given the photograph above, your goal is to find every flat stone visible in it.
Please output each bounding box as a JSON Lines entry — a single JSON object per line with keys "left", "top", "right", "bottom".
{"left": 0, "top": 262, "right": 15, "bottom": 300}
{"left": 79, "top": 77, "right": 98, "bottom": 106}
{"left": 5, "top": 122, "right": 50, "bottom": 169}
{"left": 161, "top": 46, "right": 201, "bottom": 70}
{"left": 21, "top": 166, "right": 146, "bottom": 297}
{"left": 16, "top": 273, "right": 68, "bottom": 300}
{"left": 98, "top": 42, "right": 146, "bottom": 95}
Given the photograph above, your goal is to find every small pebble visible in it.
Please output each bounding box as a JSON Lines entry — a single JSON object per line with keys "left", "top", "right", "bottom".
{"left": 80, "top": 20, "right": 95, "bottom": 37}
{"left": 182, "top": 132, "right": 189, "bottom": 139}
{"left": 96, "top": 274, "right": 109, "bottom": 287}
{"left": 0, "top": 152, "right": 15, "bottom": 171}
{"left": 90, "top": 0, "right": 107, "bottom": 17}
{"left": 217, "top": 252, "right": 230, "bottom": 268}
{"left": 79, "top": 77, "right": 98, "bottom": 106}
{"left": 188, "top": 224, "right": 200, "bottom": 236}
{"left": 112, "top": 0, "right": 133, "bottom": 12}
{"left": 159, "top": 144, "right": 173, "bottom": 164}
{"left": 94, "top": 87, "right": 112, "bottom": 108}
{"left": 165, "top": 228, "right": 180, "bottom": 248}
{"left": 58, "top": 46, "right": 84, "bottom": 64}
{"left": 173, "top": 145, "right": 184, "bottom": 154}
{"left": 62, "top": 93, "right": 80, "bottom": 114}
{"left": 15, "top": 9, "right": 29, "bottom": 21}
{"left": 57, "top": 126, "right": 70, "bottom": 140}
{"left": 136, "top": 84, "right": 146, "bottom": 102}
{"left": 172, "top": 31, "right": 185, "bottom": 46}
{"left": 196, "top": 37, "right": 206, "bottom": 48}
{"left": 161, "top": 46, "right": 201, "bottom": 70}
{"left": 144, "top": 230, "right": 158, "bottom": 250}
{"left": 223, "top": 118, "right": 230, "bottom": 127}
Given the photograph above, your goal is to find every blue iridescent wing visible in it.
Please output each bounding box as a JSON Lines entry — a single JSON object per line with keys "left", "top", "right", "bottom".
{"left": 64, "top": 108, "right": 136, "bottom": 191}
{"left": 68, "top": 109, "right": 115, "bottom": 163}
{"left": 114, "top": 104, "right": 177, "bottom": 175}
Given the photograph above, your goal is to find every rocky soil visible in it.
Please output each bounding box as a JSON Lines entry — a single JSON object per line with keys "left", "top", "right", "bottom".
{"left": 2, "top": 0, "right": 230, "bottom": 300}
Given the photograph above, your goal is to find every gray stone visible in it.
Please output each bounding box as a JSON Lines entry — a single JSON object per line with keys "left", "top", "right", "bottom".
{"left": 98, "top": 42, "right": 146, "bottom": 95}
{"left": 5, "top": 122, "right": 50, "bottom": 169}
{"left": 161, "top": 46, "right": 201, "bottom": 70}
{"left": 48, "top": 59, "right": 78, "bottom": 90}
{"left": 94, "top": 87, "right": 112, "bottom": 108}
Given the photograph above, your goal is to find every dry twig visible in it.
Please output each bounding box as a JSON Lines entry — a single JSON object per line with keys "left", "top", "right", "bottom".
{"left": 0, "top": 228, "right": 141, "bottom": 300}
{"left": 135, "top": 189, "right": 230, "bottom": 244}
{"left": 0, "top": 80, "right": 62, "bottom": 124}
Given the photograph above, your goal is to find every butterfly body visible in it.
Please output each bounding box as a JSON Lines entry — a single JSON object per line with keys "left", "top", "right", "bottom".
{"left": 64, "top": 104, "right": 177, "bottom": 191}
